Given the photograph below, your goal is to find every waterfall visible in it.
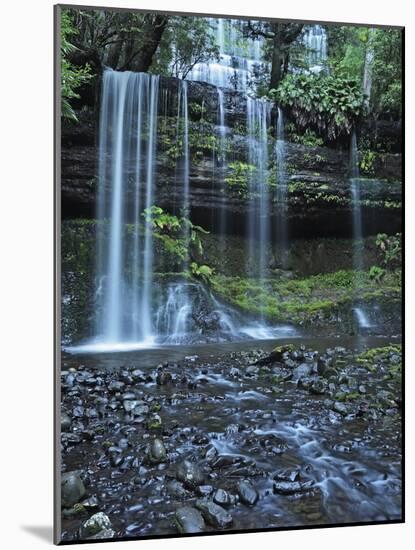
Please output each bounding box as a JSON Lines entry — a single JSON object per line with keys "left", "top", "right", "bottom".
{"left": 217, "top": 88, "right": 227, "bottom": 244}
{"left": 350, "top": 130, "right": 372, "bottom": 329}
{"left": 95, "top": 70, "right": 160, "bottom": 346}
{"left": 302, "top": 25, "right": 327, "bottom": 73}
{"left": 246, "top": 97, "right": 271, "bottom": 314}
{"left": 363, "top": 29, "right": 375, "bottom": 108}
{"left": 69, "top": 22, "right": 303, "bottom": 353}
{"left": 275, "top": 107, "right": 288, "bottom": 267}
{"left": 186, "top": 18, "right": 266, "bottom": 93}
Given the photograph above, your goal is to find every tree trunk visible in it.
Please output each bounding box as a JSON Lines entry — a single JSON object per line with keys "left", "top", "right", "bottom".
{"left": 269, "top": 24, "right": 283, "bottom": 90}
{"left": 122, "top": 15, "right": 168, "bottom": 72}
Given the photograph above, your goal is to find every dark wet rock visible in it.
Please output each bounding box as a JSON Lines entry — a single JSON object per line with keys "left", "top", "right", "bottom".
{"left": 176, "top": 459, "right": 204, "bottom": 489}
{"left": 292, "top": 363, "right": 313, "bottom": 380}
{"left": 61, "top": 471, "right": 86, "bottom": 508}
{"left": 108, "top": 380, "right": 125, "bottom": 393}
{"left": 85, "top": 529, "right": 115, "bottom": 540}
{"left": 213, "top": 488, "right": 233, "bottom": 506}
{"left": 333, "top": 401, "right": 348, "bottom": 416}
{"left": 255, "top": 345, "right": 293, "bottom": 365}
{"left": 175, "top": 506, "right": 205, "bottom": 534}
{"left": 61, "top": 412, "right": 71, "bottom": 432}
{"left": 195, "top": 499, "right": 233, "bottom": 529}
{"left": 310, "top": 379, "right": 328, "bottom": 395}
{"left": 148, "top": 438, "right": 167, "bottom": 464}
{"left": 167, "top": 480, "right": 189, "bottom": 498}
{"left": 82, "top": 495, "right": 99, "bottom": 510}
{"left": 197, "top": 485, "right": 214, "bottom": 497}
{"left": 131, "top": 369, "right": 146, "bottom": 382}
{"left": 273, "top": 479, "right": 314, "bottom": 495}
{"left": 317, "top": 356, "right": 330, "bottom": 376}
{"left": 192, "top": 434, "right": 209, "bottom": 445}
{"left": 245, "top": 365, "right": 259, "bottom": 376}
{"left": 298, "top": 376, "right": 314, "bottom": 390}
{"left": 157, "top": 371, "right": 173, "bottom": 385}
{"left": 274, "top": 469, "right": 301, "bottom": 483}
{"left": 211, "top": 454, "right": 254, "bottom": 469}
{"left": 237, "top": 480, "right": 258, "bottom": 506}
{"left": 81, "top": 512, "right": 114, "bottom": 539}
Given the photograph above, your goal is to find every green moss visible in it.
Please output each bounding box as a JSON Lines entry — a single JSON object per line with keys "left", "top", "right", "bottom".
{"left": 211, "top": 269, "right": 401, "bottom": 324}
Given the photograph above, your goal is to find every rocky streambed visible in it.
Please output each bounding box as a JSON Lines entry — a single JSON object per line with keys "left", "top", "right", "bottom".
{"left": 60, "top": 341, "right": 402, "bottom": 542}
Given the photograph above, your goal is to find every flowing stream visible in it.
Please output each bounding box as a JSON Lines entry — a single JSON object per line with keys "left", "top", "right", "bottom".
{"left": 68, "top": 21, "right": 378, "bottom": 352}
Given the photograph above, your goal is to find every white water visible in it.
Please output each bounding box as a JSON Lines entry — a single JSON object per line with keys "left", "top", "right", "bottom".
{"left": 69, "top": 25, "right": 340, "bottom": 353}
{"left": 350, "top": 130, "right": 373, "bottom": 330}
{"left": 302, "top": 24, "right": 328, "bottom": 73}
{"left": 275, "top": 107, "right": 288, "bottom": 267}
{"left": 95, "top": 71, "right": 160, "bottom": 345}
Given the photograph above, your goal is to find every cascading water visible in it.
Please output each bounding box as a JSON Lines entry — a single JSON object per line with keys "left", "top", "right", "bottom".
{"left": 70, "top": 21, "right": 308, "bottom": 352}
{"left": 187, "top": 18, "right": 266, "bottom": 93}
{"left": 95, "top": 70, "right": 160, "bottom": 348}
{"left": 302, "top": 24, "right": 327, "bottom": 73}
{"left": 217, "top": 88, "right": 227, "bottom": 245}
{"left": 246, "top": 98, "right": 271, "bottom": 294}
{"left": 350, "top": 130, "right": 372, "bottom": 329}
{"left": 275, "top": 107, "right": 288, "bottom": 267}
{"left": 363, "top": 29, "right": 375, "bottom": 108}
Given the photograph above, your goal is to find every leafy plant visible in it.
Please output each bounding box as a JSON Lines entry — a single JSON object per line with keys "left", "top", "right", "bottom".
{"left": 375, "top": 233, "right": 401, "bottom": 270}
{"left": 60, "top": 11, "right": 92, "bottom": 121}
{"left": 143, "top": 205, "right": 209, "bottom": 262}
{"left": 225, "top": 162, "right": 256, "bottom": 196}
{"left": 190, "top": 262, "right": 214, "bottom": 284}
{"left": 369, "top": 265, "right": 386, "bottom": 283}
{"left": 271, "top": 73, "right": 364, "bottom": 140}
{"left": 359, "top": 149, "right": 376, "bottom": 175}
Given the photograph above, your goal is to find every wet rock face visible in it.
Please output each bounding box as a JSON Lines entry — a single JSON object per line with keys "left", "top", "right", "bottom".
{"left": 61, "top": 472, "right": 86, "bottom": 508}
{"left": 237, "top": 480, "right": 258, "bottom": 506}
{"left": 195, "top": 499, "right": 233, "bottom": 529}
{"left": 176, "top": 459, "right": 205, "bottom": 489}
{"left": 61, "top": 81, "right": 401, "bottom": 239}
{"left": 81, "top": 512, "right": 114, "bottom": 539}
{"left": 60, "top": 343, "right": 401, "bottom": 542}
{"left": 175, "top": 506, "right": 205, "bottom": 533}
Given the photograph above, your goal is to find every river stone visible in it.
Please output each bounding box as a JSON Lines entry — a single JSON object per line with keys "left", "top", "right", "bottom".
{"left": 61, "top": 471, "right": 86, "bottom": 508}
{"left": 148, "top": 438, "right": 167, "bottom": 463}
{"left": 333, "top": 401, "right": 348, "bottom": 416}
{"left": 175, "top": 506, "right": 205, "bottom": 534}
{"left": 61, "top": 412, "right": 71, "bottom": 432}
{"left": 82, "top": 512, "right": 113, "bottom": 538}
{"left": 237, "top": 480, "right": 258, "bottom": 505}
{"left": 273, "top": 480, "right": 314, "bottom": 495}
{"left": 195, "top": 499, "right": 233, "bottom": 529}
{"left": 87, "top": 528, "right": 115, "bottom": 540}
{"left": 292, "top": 363, "right": 312, "bottom": 380}
{"left": 213, "top": 488, "right": 232, "bottom": 506}
{"left": 176, "top": 459, "right": 204, "bottom": 489}
{"left": 310, "top": 379, "right": 328, "bottom": 395}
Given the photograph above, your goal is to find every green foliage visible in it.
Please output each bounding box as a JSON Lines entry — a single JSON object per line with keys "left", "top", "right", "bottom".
{"left": 359, "top": 148, "right": 376, "bottom": 175}
{"left": 142, "top": 205, "right": 181, "bottom": 231}
{"left": 143, "top": 205, "right": 209, "bottom": 265}
{"left": 225, "top": 162, "right": 256, "bottom": 196}
{"left": 272, "top": 73, "right": 364, "bottom": 140}
{"left": 190, "top": 262, "right": 214, "bottom": 284}
{"left": 153, "top": 16, "right": 219, "bottom": 78}
{"left": 288, "top": 127, "right": 324, "bottom": 147}
{"left": 60, "top": 10, "right": 92, "bottom": 121}
{"left": 211, "top": 269, "right": 400, "bottom": 324}
{"left": 370, "top": 29, "right": 402, "bottom": 117}
{"left": 356, "top": 345, "right": 402, "bottom": 380}
{"left": 369, "top": 265, "right": 386, "bottom": 283}
{"left": 375, "top": 233, "right": 401, "bottom": 270}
